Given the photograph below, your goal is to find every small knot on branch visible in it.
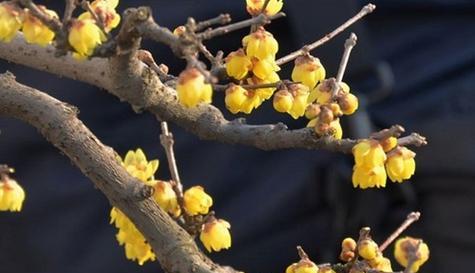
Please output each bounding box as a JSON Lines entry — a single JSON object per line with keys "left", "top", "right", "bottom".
{"left": 363, "top": 3, "right": 377, "bottom": 13}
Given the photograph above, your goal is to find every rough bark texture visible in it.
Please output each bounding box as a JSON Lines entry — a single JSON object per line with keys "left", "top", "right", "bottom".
{"left": 0, "top": 72, "right": 241, "bottom": 273}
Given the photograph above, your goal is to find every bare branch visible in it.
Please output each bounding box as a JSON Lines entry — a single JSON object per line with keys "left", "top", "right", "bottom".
{"left": 199, "top": 12, "right": 286, "bottom": 40}
{"left": 62, "top": 0, "right": 76, "bottom": 25}
{"left": 336, "top": 33, "right": 357, "bottom": 83}
{"left": 379, "top": 211, "right": 421, "bottom": 252}
{"left": 276, "top": 3, "right": 375, "bottom": 66}
{"left": 0, "top": 72, "right": 242, "bottom": 273}
{"left": 160, "top": 122, "right": 185, "bottom": 208}
{"left": 195, "top": 14, "right": 232, "bottom": 32}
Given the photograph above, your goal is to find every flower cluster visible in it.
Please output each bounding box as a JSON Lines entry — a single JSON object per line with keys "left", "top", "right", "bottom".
{"left": 273, "top": 83, "right": 310, "bottom": 119}
{"left": 110, "top": 148, "right": 231, "bottom": 264}
{"left": 0, "top": 0, "right": 120, "bottom": 60}
{"left": 337, "top": 235, "right": 429, "bottom": 273}
{"left": 305, "top": 78, "right": 358, "bottom": 139}
{"left": 352, "top": 138, "right": 416, "bottom": 189}
{"left": 224, "top": 27, "right": 280, "bottom": 114}
{"left": 0, "top": 172, "right": 25, "bottom": 212}
{"left": 110, "top": 148, "right": 161, "bottom": 265}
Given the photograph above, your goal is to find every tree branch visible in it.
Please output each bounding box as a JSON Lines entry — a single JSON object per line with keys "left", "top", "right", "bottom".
{"left": 276, "top": 3, "right": 375, "bottom": 66}
{"left": 0, "top": 72, "right": 241, "bottom": 273}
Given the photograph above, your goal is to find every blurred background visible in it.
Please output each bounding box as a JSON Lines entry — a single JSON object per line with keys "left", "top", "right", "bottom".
{"left": 1, "top": 0, "right": 474, "bottom": 273}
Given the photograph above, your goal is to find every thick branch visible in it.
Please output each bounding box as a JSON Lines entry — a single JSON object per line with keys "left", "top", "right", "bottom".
{"left": 0, "top": 36, "right": 358, "bottom": 152}
{"left": 0, "top": 72, "right": 240, "bottom": 273}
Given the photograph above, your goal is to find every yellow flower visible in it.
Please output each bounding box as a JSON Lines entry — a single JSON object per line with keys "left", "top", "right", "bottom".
{"left": 273, "top": 89, "right": 293, "bottom": 113}
{"left": 292, "top": 55, "right": 326, "bottom": 89}
{"left": 338, "top": 92, "right": 358, "bottom": 115}
{"left": 68, "top": 19, "right": 106, "bottom": 60}
{"left": 183, "top": 186, "right": 213, "bottom": 216}
{"left": 353, "top": 140, "right": 387, "bottom": 169}
{"left": 352, "top": 165, "right": 387, "bottom": 189}
{"left": 358, "top": 239, "right": 379, "bottom": 260}
{"left": 252, "top": 57, "right": 280, "bottom": 80}
{"left": 225, "top": 84, "right": 248, "bottom": 114}
{"left": 394, "top": 237, "right": 429, "bottom": 273}
{"left": 240, "top": 92, "right": 263, "bottom": 114}
{"left": 0, "top": 178, "right": 25, "bottom": 212}
{"left": 0, "top": 2, "right": 23, "bottom": 43}
{"left": 22, "top": 7, "right": 57, "bottom": 47}
{"left": 247, "top": 71, "right": 280, "bottom": 101}
{"left": 200, "top": 218, "right": 232, "bottom": 252}
{"left": 110, "top": 148, "right": 160, "bottom": 265}
{"left": 110, "top": 207, "right": 157, "bottom": 265}
{"left": 120, "top": 148, "right": 159, "bottom": 184}
{"left": 177, "top": 68, "right": 213, "bottom": 108}
{"left": 153, "top": 181, "right": 180, "bottom": 217}
{"left": 288, "top": 84, "right": 310, "bottom": 119}
{"left": 386, "top": 147, "right": 416, "bottom": 183}
{"left": 242, "top": 27, "right": 278, "bottom": 61}
{"left": 246, "top": 0, "right": 283, "bottom": 16}
{"left": 225, "top": 49, "right": 252, "bottom": 80}
{"left": 286, "top": 260, "right": 319, "bottom": 273}
{"left": 78, "top": 0, "right": 120, "bottom": 32}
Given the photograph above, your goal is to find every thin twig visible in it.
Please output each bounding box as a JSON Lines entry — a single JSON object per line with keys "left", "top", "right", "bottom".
{"left": 195, "top": 14, "right": 232, "bottom": 32}
{"left": 276, "top": 3, "right": 375, "bottom": 65}
{"left": 397, "top": 133, "right": 428, "bottom": 147}
{"left": 199, "top": 12, "right": 286, "bottom": 40}
{"left": 81, "top": 0, "right": 107, "bottom": 34}
{"left": 379, "top": 211, "right": 421, "bottom": 252}
{"left": 160, "top": 122, "right": 185, "bottom": 208}
{"left": 331, "top": 33, "right": 357, "bottom": 99}
{"left": 63, "top": 0, "right": 76, "bottom": 25}
{"left": 296, "top": 246, "right": 309, "bottom": 260}
{"left": 336, "top": 33, "right": 357, "bottom": 83}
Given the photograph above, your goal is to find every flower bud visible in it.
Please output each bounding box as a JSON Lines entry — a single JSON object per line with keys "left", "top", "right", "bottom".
{"left": 176, "top": 68, "right": 213, "bottom": 108}
{"left": 225, "top": 84, "right": 248, "bottom": 114}
{"left": 358, "top": 239, "right": 379, "bottom": 260}
{"left": 380, "top": 137, "right": 398, "bottom": 152}
{"left": 273, "top": 89, "right": 293, "bottom": 113}
{"left": 246, "top": 0, "right": 283, "bottom": 16}
{"left": 339, "top": 249, "right": 355, "bottom": 262}
{"left": 0, "top": 179, "right": 25, "bottom": 212}
{"left": 386, "top": 147, "right": 416, "bottom": 183}
{"left": 329, "top": 103, "right": 343, "bottom": 117}
{"left": 305, "top": 104, "right": 321, "bottom": 120}
{"left": 225, "top": 49, "right": 252, "bottom": 80}
{"left": 69, "top": 19, "right": 107, "bottom": 60}
{"left": 184, "top": 186, "right": 213, "bottom": 216}
{"left": 368, "top": 255, "right": 393, "bottom": 272}
{"left": 319, "top": 106, "right": 334, "bottom": 124}
{"left": 342, "top": 237, "right": 357, "bottom": 251}
{"left": 288, "top": 84, "right": 310, "bottom": 119}
{"left": 200, "top": 218, "right": 232, "bottom": 252}
{"left": 338, "top": 92, "right": 358, "bottom": 115}
{"left": 394, "top": 237, "right": 429, "bottom": 273}
{"left": 292, "top": 55, "right": 326, "bottom": 89}
{"left": 286, "top": 260, "right": 319, "bottom": 273}
{"left": 242, "top": 27, "right": 278, "bottom": 61}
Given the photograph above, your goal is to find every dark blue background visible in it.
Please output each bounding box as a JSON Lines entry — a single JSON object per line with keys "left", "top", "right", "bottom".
{"left": 1, "top": 1, "right": 474, "bottom": 273}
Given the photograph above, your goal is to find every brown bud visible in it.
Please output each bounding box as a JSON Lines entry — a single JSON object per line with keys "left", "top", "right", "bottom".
{"left": 319, "top": 106, "right": 334, "bottom": 124}
{"left": 305, "top": 104, "right": 321, "bottom": 120}
{"left": 339, "top": 250, "right": 355, "bottom": 262}
{"left": 314, "top": 122, "right": 330, "bottom": 137}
